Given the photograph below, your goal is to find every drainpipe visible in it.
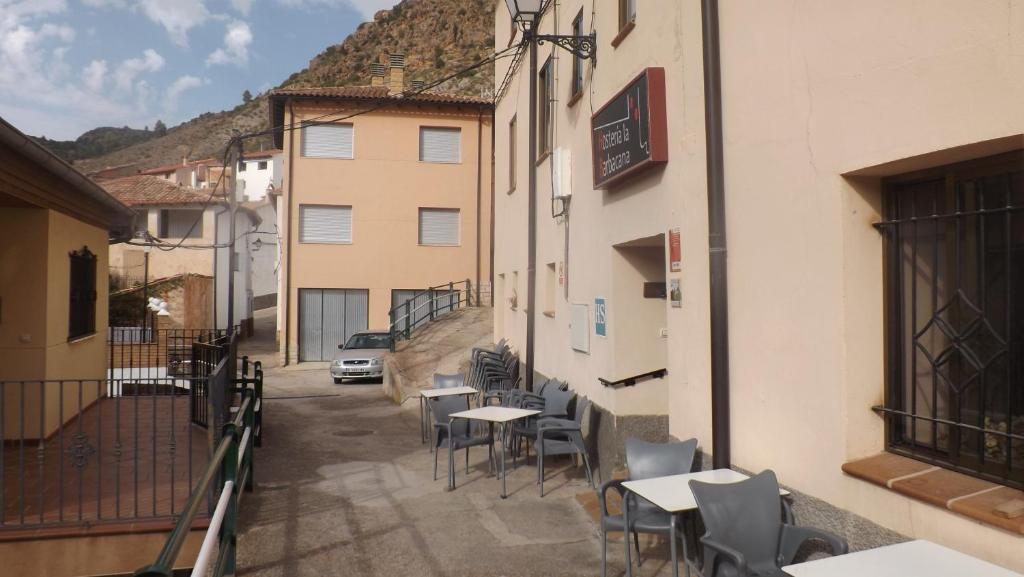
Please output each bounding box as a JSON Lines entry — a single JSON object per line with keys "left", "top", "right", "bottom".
{"left": 702, "top": 0, "right": 731, "bottom": 469}
{"left": 283, "top": 101, "right": 296, "bottom": 366}
{"left": 476, "top": 108, "right": 484, "bottom": 305}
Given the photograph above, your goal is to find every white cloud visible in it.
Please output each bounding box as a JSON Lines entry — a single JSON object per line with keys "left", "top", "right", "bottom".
{"left": 163, "top": 74, "right": 206, "bottom": 111}
{"left": 137, "top": 0, "right": 210, "bottom": 46}
{"left": 112, "top": 48, "right": 164, "bottom": 92}
{"left": 79, "top": 0, "right": 127, "bottom": 7}
{"left": 206, "top": 20, "right": 252, "bottom": 67}
{"left": 82, "top": 59, "right": 107, "bottom": 92}
{"left": 229, "top": 0, "right": 253, "bottom": 16}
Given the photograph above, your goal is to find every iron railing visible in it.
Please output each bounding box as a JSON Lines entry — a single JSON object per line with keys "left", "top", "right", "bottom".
{"left": 387, "top": 280, "right": 481, "bottom": 350}
{"left": 875, "top": 158, "right": 1023, "bottom": 489}
{"left": 599, "top": 368, "right": 668, "bottom": 388}
{"left": 133, "top": 368, "right": 258, "bottom": 577}
{"left": 108, "top": 328, "right": 231, "bottom": 381}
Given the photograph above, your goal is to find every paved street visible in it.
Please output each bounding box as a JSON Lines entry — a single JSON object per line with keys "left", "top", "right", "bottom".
{"left": 233, "top": 309, "right": 677, "bottom": 577}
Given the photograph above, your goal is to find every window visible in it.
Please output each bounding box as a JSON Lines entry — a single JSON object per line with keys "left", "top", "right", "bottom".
{"left": 133, "top": 209, "right": 149, "bottom": 235}
{"left": 301, "top": 123, "right": 354, "bottom": 159}
{"left": 570, "top": 10, "right": 585, "bottom": 100}
{"left": 300, "top": 205, "right": 352, "bottom": 244}
{"left": 538, "top": 57, "right": 553, "bottom": 156}
{"left": 418, "top": 208, "right": 459, "bottom": 246}
{"left": 258, "top": 161, "right": 268, "bottom": 170}
{"left": 878, "top": 152, "right": 1023, "bottom": 489}
{"left": 508, "top": 116, "right": 517, "bottom": 192}
{"left": 238, "top": 162, "right": 247, "bottom": 172}
{"left": 618, "top": 0, "right": 636, "bottom": 31}
{"left": 158, "top": 209, "right": 203, "bottom": 239}
{"left": 68, "top": 247, "right": 97, "bottom": 340}
{"left": 419, "top": 127, "right": 461, "bottom": 163}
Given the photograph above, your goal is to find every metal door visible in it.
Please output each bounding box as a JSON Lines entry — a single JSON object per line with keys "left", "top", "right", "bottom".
{"left": 299, "top": 288, "right": 369, "bottom": 361}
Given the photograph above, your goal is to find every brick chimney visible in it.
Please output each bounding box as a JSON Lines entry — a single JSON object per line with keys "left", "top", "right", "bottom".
{"left": 410, "top": 79, "right": 425, "bottom": 92}
{"left": 369, "top": 63, "right": 386, "bottom": 87}
{"left": 388, "top": 53, "right": 405, "bottom": 95}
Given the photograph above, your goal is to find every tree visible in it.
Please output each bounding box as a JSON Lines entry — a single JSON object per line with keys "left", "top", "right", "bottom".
{"left": 242, "top": 90, "right": 252, "bottom": 104}
{"left": 154, "top": 120, "right": 167, "bottom": 136}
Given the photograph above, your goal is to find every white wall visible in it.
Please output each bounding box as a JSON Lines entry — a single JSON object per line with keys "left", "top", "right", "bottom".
{"left": 237, "top": 154, "right": 283, "bottom": 201}
{"left": 215, "top": 208, "right": 257, "bottom": 330}
{"left": 250, "top": 202, "right": 279, "bottom": 302}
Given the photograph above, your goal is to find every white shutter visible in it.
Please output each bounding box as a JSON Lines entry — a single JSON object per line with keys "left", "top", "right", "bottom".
{"left": 302, "top": 124, "right": 354, "bottom": 159}
{"left": 300, "top": 205, "right": 352, "bottom": 243}
{"left": 419, "top": 127, "right": 461, "bottom": 163}
{"left": 418, "top": 208, "right": 459, "bottom": 246}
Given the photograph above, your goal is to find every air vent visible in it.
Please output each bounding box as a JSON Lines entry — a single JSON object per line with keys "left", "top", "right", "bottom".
{"left": 389, "top": 53, "right": 406, "bottom": 68}
{"left": 369, "top": 63, "right": 386, "bottom": 76}
{"left": 411, "top": 80, "right": 426, "bottom": 91}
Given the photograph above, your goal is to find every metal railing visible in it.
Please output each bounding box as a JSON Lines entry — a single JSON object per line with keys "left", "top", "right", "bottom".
{"left": 108, "top": 328, "right": 231, "bottom": 381}
{"left": 387, "top": 280, "right": 481, "bottom": 350}
{"left": 133, "top": 363, "right": 259, "bottom": 577}
{"left": 598, "top": 368, "right": 668, "bottom": 388}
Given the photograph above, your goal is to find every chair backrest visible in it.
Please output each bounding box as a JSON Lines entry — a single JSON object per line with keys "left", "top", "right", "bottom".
{"left": 544, "top": 389, "right": 574, "bottom": 417}
{"left": 433, "top": 373, "right": 465, "bottom": 389}
{"left": 690, "top": 470, "right": 784, "bottom": 574}
{"left": 572, "top": 396, "right": 590, "bottom": 426}
{"left": 625, "top": 438, "right": 697, "bottom": 480}
{"left": 429, "top": 396, "right": 471, "bottom": 439}
{"left": 547, "top": 378, "right": 568, "bottom": 391}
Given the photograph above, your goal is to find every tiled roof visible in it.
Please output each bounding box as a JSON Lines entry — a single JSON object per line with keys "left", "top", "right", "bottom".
{"left": 241, "top": 149, "right": 282, "bottom": 160}
{"left": 98, "top": 175, "right": 216, "bottom": 207}
{"left": 270, "top": 85, "right": 491, "bottom": 106}
{"left": 138, "top": 158, "right": 220, "bottom": 175}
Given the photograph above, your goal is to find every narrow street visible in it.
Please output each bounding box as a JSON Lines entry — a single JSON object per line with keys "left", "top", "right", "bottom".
{"left": 233, "top": 309, "right": 646, "bottom": 577}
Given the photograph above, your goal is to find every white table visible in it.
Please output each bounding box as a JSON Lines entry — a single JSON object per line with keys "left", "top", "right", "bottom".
{"left": 783, "top": 540, "right": 1023, "bottom": 577}
{"left": 620, "top": 469, "right": 791, "bottom": 577}
{"left": 448, "top": 406, "right": 540, "bottom": 498}
{"left": 418, "top": 386, "right": 479, "bottom": 444}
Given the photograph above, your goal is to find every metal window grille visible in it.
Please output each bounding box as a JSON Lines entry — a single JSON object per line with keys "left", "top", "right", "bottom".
{"left": 68, "top": 247, "right": 97, "bottom": 340}
{"left": 876, "top": 152, "right": 1024, "bottom": 489}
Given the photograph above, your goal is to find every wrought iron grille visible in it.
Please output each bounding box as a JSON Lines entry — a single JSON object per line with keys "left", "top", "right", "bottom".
{"left": 876, "top": 152, "right": 1023, "bottom": 488}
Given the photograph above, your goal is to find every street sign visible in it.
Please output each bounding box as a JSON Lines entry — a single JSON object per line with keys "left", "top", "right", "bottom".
{"left": 594, "top": 297, "right": 607, "bottom": 337}
{"left": 591, "top": 67, "right": 669, "bottom": 189}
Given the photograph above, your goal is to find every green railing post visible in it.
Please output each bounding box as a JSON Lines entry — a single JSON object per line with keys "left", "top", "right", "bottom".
{"left": 243, "top": 388, "right": 255, "bottom": 492}
{"left": 253, "top": 362, "right": 263, "bottom": 447}
{"left": 448, "top": 281, "right": 454, "bottom": 312}
{"left": 429, "top": 288, "right": 435, "bottom": 321}
{"left": 216, "top": 421, "right": 240, "bottom": 577}
{"left": 404, "top": 301, "right": 411, "bottom": 340}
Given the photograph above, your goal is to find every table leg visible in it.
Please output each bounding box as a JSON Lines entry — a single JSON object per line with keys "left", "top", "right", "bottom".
{"left": 488, "top": 422, "right": 495, "bottom": 475}
{"left": 670, "top": 518, "right": 679, "bottom": 577}
{"left": 500, "top": 423, "right": 508, "bottom": 499}
{"left": 623, "top": 489, "right": 633, "bottom": 577}
{"left": 420, "top": 397, "right": 427, "bottom": 444}
{"left": 447, "top": 418, "right": 455, "bottom": 491}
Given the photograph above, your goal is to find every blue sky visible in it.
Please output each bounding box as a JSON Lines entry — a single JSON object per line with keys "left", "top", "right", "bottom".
{"left": 0, "top": 0, "right": 400, "bottom": 140}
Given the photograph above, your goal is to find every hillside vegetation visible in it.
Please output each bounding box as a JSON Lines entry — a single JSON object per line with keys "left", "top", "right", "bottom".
{"left": 72, "top": 0, "right": 494, "bottom": 173}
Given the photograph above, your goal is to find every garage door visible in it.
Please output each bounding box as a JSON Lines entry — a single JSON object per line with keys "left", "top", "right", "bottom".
{"left": 390, "top": 289, "right": 458, "bottom": 335}
{"left": 299, "top": 289, "right": 368, "bottom": 362}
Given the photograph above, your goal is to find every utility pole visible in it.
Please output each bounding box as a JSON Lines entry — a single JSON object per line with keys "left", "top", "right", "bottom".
{"left": 226, "top": 136, "right": 242, "bottom": 337}
{"left": 524, "top": 25, "right": 538, "bottom": 392}
{"left": 141, "top": 243, "right": 150, "bottom": 337}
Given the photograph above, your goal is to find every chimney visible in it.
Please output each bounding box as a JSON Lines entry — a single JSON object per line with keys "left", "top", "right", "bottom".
{"left": 411, "top": 79, "right": 426, "bottom": 92}
{"left": 370, "top": 63, "right": 386, "bottom": 87}
{"left": 388, "top": 53, "right": 405, "bottom": 95}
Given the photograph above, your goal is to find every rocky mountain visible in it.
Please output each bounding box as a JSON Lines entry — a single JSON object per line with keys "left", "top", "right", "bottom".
{"left": 71, "top": 0, "right": 495, "bottom": 174}
{"left": 32, "top": 126, "right": 160, "bottom": 163}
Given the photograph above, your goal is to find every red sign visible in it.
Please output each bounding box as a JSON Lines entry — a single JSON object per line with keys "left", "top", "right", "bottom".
{"left": 669, "top": 228, "right": 681, "bottom": 272}
{"left": 591, "top": 67, "right": 669, "bottom": 189}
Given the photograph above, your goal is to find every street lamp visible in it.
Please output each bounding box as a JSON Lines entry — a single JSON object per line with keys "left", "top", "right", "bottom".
{"left": 504, "top": 1, "right": 596, "bottom": 391}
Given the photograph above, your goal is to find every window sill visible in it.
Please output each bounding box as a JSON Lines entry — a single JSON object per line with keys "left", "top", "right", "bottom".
{"left": 843, "top": 453, "right": 1024, "bottom": 535}
{"left": 68, "top": 332, "right": 97, "bottom": 345}
{"left": 567, "top": 90, "right": 584, "bottom": 108}
{"left": 611, "top": 21, "right": 635, "bottom": 48}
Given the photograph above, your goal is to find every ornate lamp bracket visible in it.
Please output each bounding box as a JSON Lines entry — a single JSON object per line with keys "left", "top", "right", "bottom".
{"left": 535, "top": 32, "right": 597, "bottom": 63}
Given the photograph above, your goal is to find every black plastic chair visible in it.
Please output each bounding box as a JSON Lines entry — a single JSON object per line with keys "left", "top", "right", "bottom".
{"left": 429, "top": 396, "right": 493, "bottom": 486}
{"left": 536, "top": 396, "right": 595, "bottom": 496}
{"left": 598, "top": 438, "right": 698, "bottom": 577}
{"left": 690, "top": 470, "right": 848, "bottom": 577}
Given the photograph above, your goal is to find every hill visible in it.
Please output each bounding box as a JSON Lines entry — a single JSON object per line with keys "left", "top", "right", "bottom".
{"left": 32, "top": 126, "right": 161, "bottom": 163}
{"left": 73, "top": 0, "right": 494, "bottom": 173}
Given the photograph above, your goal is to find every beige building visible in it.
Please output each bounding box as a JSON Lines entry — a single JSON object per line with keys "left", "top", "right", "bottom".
{"left": 494, "top": 0, "right": 1023, "bottom": 571}
{"left": 270, "top": 62, "right": 494, "bottom": 364}
{"left": 102, "top": 175, "right": 259, "bottom": 333}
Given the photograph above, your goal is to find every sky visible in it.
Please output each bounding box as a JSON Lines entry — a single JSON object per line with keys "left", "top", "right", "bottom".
{"left": 0, "top": 0, "right": 400, "bottom": 140}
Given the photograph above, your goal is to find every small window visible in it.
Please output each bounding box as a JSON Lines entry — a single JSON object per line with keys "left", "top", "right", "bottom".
{"left": 68, "top": 247, "right": 97, "bottom": 340}
{"left": 419, "top": 127, "right": 461, "bottom": 163}
{"left": 258, "top": 161, "right": 268, "bottom": 170}
{"left": 418, "top": 208, "right": 460, "bottom": 246}
{"left": 238, "top": 162, "right": 247, "bottom": 172}
{"left": 158, "top": 209, "right": 203, "bottom": 239}
{"left": 300, "top": 205, "right": 352, "bottom": 244}
{"left": 301, "top": 123, "right": 354, "bottom": 159}
{"left": 508, "top": 116, "right": 517, "bottom": 192}
{"left": 538, "top": 57, "right": 553, "bottom": 156}
{"left": 619, "top": 0, "right": 636, "bottom": 31}
{"left": 570, "top": 10, "right": 585, "bottom": 100}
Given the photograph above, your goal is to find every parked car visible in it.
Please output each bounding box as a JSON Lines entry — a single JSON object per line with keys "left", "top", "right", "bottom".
{"left": 331, "top": 330, "right": 391, "bottom": 383}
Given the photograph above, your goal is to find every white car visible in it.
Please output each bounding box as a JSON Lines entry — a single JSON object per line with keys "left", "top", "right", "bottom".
{"left": 330, "top": 330, "right": 391, "bottom": 383}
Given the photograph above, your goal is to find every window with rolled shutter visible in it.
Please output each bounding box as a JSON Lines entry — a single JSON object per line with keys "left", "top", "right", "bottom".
{"left": 419, "top": 127, "right": 461, "bottom": 163}
{"left": 300, "top": 205, "right": 352, "bottom": 244}
{"left": 301, "top": 123, "right": 354, "bottom": 159}
{"left": 418, "top": 208, "right": 459, "bottom": 246}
